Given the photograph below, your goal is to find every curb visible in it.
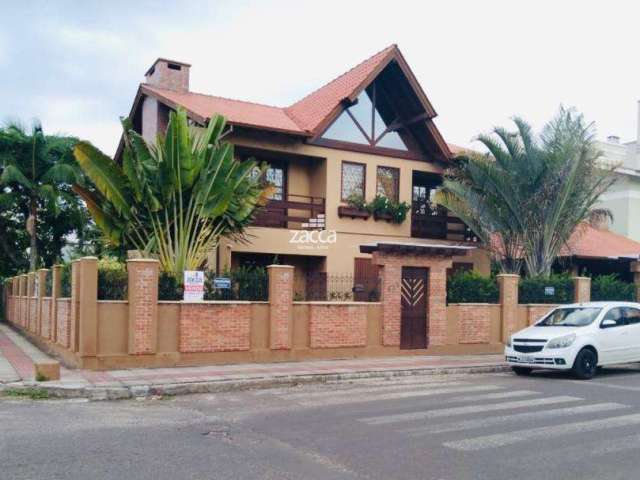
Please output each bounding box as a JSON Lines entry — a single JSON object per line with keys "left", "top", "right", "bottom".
{"left": 0, "top": 363, "right": 511, "bottom": 401}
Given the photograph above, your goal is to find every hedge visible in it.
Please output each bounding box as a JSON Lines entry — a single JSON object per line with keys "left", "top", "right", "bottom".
{"left": 157, "top": 267, "right": 268, "bottom": 301}
{"left": 447, "top": 271, "right": 499, "bottom": 303}
{"left": 97, "top": 258, "right": 128, "bottom": 300}
{"left": 518, "top": 274, "right": 573, "bottom": 304}
{"left": 591, "top": 274, "right": 635, "bottom": 301}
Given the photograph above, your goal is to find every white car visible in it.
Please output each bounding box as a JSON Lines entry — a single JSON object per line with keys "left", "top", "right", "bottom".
{"left": 505, "top": 301, "right": 640, "bottom": 379}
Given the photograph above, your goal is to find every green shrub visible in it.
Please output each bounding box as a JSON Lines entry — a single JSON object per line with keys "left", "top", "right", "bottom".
{"left": 519, "top": 274, "right": 573, "bottom": 304}
{"left": 591, "top": 274, "right": 635, "bottom": 301}
{"left": 60, "top": 263, "right": 71, "bottom": 298}
{"left": 205, "top": 266, "right": 268, "bottom": 301}
{"left": 158, "top": 272, "right": 183, "bottom": 301}
{"left": 367, "top": 194, "right": 411, "bottom": 224}
{"left": 447, "top": 270, "right": 499, "bottom": 303}
{"left": 345, "top": 193, "right": 367, "bottom": 211}
{"left": 97, "top": 257, "right": 128, "bottom": 300}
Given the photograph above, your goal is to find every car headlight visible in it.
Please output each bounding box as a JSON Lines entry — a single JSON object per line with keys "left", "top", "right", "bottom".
{"left": 506, "top": 336, "right": 512, "bottom": 348}
{"left": 546, "top": 333, "right": 576, "bottom": 349}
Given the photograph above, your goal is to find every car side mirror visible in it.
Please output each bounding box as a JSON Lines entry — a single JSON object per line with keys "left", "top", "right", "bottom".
{"left": 601, "top": 319, "right": 617, "bottom": 329}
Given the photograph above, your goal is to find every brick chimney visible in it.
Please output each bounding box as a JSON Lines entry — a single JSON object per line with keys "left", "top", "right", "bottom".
{"left": 144, "top": 58, "right": 190, "bottom": 93}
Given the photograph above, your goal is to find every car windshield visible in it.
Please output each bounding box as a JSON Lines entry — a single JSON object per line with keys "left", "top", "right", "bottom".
{"left": 536, "top": 307, "right": 602, "bottom": 327}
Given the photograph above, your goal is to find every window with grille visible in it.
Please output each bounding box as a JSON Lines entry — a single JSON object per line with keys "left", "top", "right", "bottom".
{"left": 341, "top": 162, "right": 365, "bottom": 200}
{"left": 376, "top": 166, "right": 399, "bottom": 202}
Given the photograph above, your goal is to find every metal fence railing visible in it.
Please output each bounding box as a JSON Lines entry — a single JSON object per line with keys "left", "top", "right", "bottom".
{"left": 295, "top": 272, "right": 381, "bottom": 302}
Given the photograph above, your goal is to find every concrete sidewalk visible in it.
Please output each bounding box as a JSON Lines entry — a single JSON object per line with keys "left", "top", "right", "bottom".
{"left": 0, "top": 323, "right": 508, "bottom": 400}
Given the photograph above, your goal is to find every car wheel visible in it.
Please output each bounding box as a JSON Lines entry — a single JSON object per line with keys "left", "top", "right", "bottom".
{"left": 512, "top": 366, "right": 533, "bottom": 376}
{"left": 572, "top": 348, "right": 598, "bottom": 380}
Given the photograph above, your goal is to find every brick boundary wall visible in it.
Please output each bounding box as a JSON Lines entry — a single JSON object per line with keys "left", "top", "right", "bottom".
{"left": 527, "top": 304, "right": 558, "bottom": 326}
{"left": 309, "top": 304, "right": 368, "bottom": 349}
{"left": 455, "top": 304, "right": 491, "bottom": 344}
{"left": 56, "top": 299, "right": 71, "bottom": 348}
{"left": 179, "top": 303, "right": 251, "bottom": 353}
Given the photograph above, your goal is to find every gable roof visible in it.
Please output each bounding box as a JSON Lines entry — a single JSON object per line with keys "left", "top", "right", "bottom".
{"left": 136, "top": 44, "right": 451, "bottom": 159}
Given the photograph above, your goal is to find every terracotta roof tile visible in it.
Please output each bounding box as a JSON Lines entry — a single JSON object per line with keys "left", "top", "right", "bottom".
{"left": 563, "top": 223, "right": 640, "bottom": 259}
{"left": 284, "top": 45, "right": 396, "bottom": 132}
{"left": 141, "top": 84, "right": 305, "bottom": 135}
{"left": 141, "top": 45, "right": 397, "bottom": 137}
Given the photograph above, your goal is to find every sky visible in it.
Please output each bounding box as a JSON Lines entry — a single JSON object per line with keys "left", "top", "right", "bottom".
{"left": 2, "top": 0, "right": 640, "bottom": 155}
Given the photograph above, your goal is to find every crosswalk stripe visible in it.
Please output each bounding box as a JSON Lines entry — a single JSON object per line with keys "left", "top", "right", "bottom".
{"left": 360, "top": 395, "right": 581, "bottom": 425}
{"left": 444, "top": 412, "right": 640, "bottom": 451}
{"left": 282, "top": 381, "right": 470, "bottom": 400}
{"left": 297, "top": 384, "right": 504, "bottom": 408}
{"left": 405, "top": 402, "right": 628, "bottom": 435}
{"left": 251, "top": 375, "right": 468, "bottom": 396}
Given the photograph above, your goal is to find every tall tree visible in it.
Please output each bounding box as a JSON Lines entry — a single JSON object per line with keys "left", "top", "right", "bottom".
{"left": 437, "top": 107, "right": 615, "bottom": 277}
{"left": 73, "top": 108, "right": 273, "bottom": 275}
{"left": 0, "top": 121, "right": 84, "bottom": 271}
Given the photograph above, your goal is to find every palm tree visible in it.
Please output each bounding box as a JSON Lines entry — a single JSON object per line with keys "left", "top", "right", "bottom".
{"left": 72, "top": 108, "right": 272, "bottom": 275}
{"left": 437, "top": 107, "right": 615, "bottom": 277}
{"left": 0, "top": 121, "right": 81, "bottom": 270}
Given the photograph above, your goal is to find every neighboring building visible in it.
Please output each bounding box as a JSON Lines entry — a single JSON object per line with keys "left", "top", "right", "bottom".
{"left": 120, "top": 45, "right": 490, "bottom": 295}
{"left": 596, "top": 102, "right": 640, "bottom": 241}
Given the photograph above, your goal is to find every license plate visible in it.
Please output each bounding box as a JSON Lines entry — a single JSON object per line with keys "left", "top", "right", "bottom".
{"left": 519, "top": 355, "right": 535, "bottom": 363}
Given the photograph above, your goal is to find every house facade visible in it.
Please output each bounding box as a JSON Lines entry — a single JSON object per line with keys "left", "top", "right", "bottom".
{"left": 121, "top": 45, "right": 492, "bottom": 296}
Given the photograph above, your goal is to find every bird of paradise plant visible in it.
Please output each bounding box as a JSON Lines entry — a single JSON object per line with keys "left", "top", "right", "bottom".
{"left": 72, "top": 108, "right": 272, "bottom": 275}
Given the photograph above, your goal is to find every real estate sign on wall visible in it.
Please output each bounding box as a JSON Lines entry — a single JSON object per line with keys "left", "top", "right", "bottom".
{"left": 184, "top": 271, "right": 205, "bottom": 301}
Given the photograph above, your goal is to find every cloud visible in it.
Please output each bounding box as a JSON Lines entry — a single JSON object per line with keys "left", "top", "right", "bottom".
{"left": 51, "top": 26, "right": 127, "bottom": 53}
{"left": 27, "top": 95, "right": 121, "bottom": 154}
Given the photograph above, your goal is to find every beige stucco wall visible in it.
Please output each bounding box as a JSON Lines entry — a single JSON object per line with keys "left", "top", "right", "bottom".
{"left": 219, "top": 134, "right": 490, "bottom": 275}
{"left": 598, "top": 172, "right": 640, "bottom": 241}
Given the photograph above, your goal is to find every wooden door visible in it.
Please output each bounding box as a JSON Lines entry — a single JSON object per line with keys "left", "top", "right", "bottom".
{"left": 353, "top": 258, "right": 380, "bottom": 302}
{"left": 400, "top": 267, "right": 428, "bottom": 349}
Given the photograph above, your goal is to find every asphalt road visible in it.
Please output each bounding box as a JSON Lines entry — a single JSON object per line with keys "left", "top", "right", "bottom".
{"left": 5, "top": 366, "right": 640, "bottom": 480}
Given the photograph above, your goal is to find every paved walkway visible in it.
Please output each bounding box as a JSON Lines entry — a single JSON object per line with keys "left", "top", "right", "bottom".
{"left": 0, "top": 323, "right": 507, "bottom": 399}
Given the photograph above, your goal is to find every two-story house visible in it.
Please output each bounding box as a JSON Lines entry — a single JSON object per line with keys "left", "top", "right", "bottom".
{"left": 119, "top": 45, "right": 491, "bottom": 296}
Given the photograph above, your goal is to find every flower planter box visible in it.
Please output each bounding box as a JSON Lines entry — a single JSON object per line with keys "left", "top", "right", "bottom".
{"left": 338, "top": 206, "right": 370, "bottom": 219}
{"left": 373, "top": 211, "right": 394, "bottom": 222}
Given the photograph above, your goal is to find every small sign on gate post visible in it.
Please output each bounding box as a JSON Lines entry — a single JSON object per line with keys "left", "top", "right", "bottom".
{"left": 183, "top": 271, "right": 205, "bottom": 301}
{"left": 213, "top": 277, "right": 232, "bottom": 290}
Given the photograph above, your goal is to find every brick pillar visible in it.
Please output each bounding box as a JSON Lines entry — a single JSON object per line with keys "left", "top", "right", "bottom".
{"left": 127, "top": 259, "right": 159, "bottom": 354}
{"left": 36, "top": 268, "right": 48, "bottom": 336}
{"left": 427, "top": 261, "right": 452, "bottom": 347}
{"left": 498, "top": 274, "right": 519, "bottom": 343}
{"left": 70, "top": 260, "right": 81, "bottom": 351}
{"left": 18, "top": 275, "right": 27, "bottom": 327}
{"left": 50, "top": 265, "right": 61, "bottom": 342}
{"left": 27, "top": 272, "right": 36, "bottom": 332}
{"left": 77, "top": 257, "right": 98, "bottom": 356}
{"left": 573, "top": 276, "right": 591, "bottom": 303}
{"left": 374, "top": 254, "right": 402, "bottom": 346}
{"left": 631, "top": 261, "right": 640, "bottom": 301}
{"left": 268, "top": 265, "right": 294, "bottom": 350}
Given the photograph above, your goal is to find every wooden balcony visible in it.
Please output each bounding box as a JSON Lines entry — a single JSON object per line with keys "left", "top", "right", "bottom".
{"left": 252, "top": 194, "right": 325, "bottom": 229}
{"left": 411, "top": 202, "right": 478, "bottom": 242}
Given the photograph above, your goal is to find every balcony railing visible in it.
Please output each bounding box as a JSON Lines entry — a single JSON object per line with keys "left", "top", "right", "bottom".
{"left": 252, "top": 194, "right": 325, "bottom": 229}
{"left": 411, "top": 202, "right": 478, "bottom": 242}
